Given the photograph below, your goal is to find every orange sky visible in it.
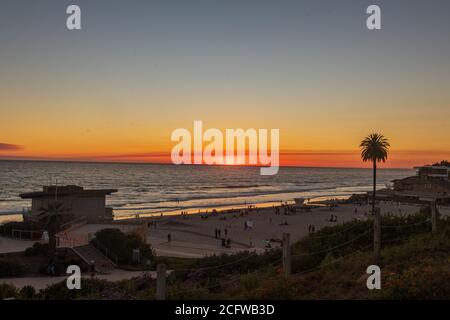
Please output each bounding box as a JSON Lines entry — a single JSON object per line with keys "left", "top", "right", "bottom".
{"left": 1, "top": 147, "right": 449, "bottom": 169}
{"left": 2, "top": 1, "right": 450, "bottom": 168}
{"left": 1, "top": 116, "right": 449, "bottom": 168}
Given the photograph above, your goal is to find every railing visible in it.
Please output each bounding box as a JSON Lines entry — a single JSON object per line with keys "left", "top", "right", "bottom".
{"left": 91, "top": 239, "right": 119, "bottom": 266}
{"left": 0, "top": 228, "right": 43, "bottom": 240}
{"left": 55, "top": 232, "right": 89, "bottom": 248}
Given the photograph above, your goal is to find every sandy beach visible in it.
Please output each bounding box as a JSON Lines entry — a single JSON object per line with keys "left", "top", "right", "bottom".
{"left": 2, "top": 201, "right": 449, "bottom": 259}
{"left": 141, "top": 201, "right": 449, "bottom": 257}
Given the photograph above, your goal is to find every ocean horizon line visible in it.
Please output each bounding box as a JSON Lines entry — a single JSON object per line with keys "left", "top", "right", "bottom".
{"left": 0, "top": 158, "right": 413, "bottom": 170}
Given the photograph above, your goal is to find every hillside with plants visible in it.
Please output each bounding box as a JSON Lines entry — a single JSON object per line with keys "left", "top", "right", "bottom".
{"left": 1, "top": 211, "right": 449, "bottom": 300}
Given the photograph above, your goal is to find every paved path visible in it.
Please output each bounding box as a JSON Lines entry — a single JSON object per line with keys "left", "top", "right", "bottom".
{"left": 0, "top": 237, "right": 35, "bottom": 254}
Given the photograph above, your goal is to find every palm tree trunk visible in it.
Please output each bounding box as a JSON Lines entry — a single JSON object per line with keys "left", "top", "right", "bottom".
{"left": 372, "top": 160, "right": 377, "bottom": 215}
{"left": 372, "top": 159, "right": 380, "bottom": 261}
{"left": 48, "top": 220, "right": 57, "bottom": 257}
{"left": 48, "top": 230, "right": 56, "bottom": 256}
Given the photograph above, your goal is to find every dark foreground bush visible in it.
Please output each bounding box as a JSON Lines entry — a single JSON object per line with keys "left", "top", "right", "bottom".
{"left": 24, "top": 242, "right": 49, "bottom": 257}
{"left": 0, "top": 283, "right": 17, "bottom": 299}
{"left": 0, "top": 260, "right": 25, "bottom": 277}
{"left": 39, "top": 278, "right": 109, "bottom": 300}
{"left": 91, "top": 228, "right": 153, "bottom": 265}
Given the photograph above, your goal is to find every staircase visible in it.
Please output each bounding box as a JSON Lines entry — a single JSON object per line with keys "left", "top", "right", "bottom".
{"left": 72, "top": 244, "right": 116, "bottom": 274}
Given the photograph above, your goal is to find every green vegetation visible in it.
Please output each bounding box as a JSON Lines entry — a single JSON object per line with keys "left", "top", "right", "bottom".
{"left": 1, "top": 243, "right": 85, "bottom": 277}
{"left": 0, "top": 284, "right": 17, "bottom": 300}
{"left": 2, "top": 214, "right": 449, "bottom": 299}
{"left": 291, "top": 208, "right": 433, "bottom": 274}
{"left": 164, "top": 216, "right": 450, "bottom": 300}
{"left": 0, "top": 260, "right": 25, "bottom": 277}
{"left": 91, "top": 228, "right": 154, "bottom": 266}
{"left": 24, "top": 243, "right": 49, "bottom": 257}
{"left": 432, "top": 160, "right": 450, "bottom": 167}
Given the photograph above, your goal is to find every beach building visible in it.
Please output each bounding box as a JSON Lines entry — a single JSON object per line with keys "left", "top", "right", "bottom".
{"left": 370, "top": 165, "right": 450, "bottom": 205}
{"left": 415, "top": 165, "right": 450, "bottom": 180}
{"left": 393, "top": 165, "right": 450, "bottom": 193}
{"left": 20, "top": 185, "right": 117, "bottom": 223}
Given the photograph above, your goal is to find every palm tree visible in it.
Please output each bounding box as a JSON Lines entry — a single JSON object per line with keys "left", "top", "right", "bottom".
{"left": 38, "top": 202, "right": 67, "bottom": 257}
{"left": 360, "top": 133, "right": 390, "bottom": 215}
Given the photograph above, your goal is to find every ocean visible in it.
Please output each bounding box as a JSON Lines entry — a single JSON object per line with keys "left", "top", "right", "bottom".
{"left": 0, "top": 160, "right": 413, "bottom": 222}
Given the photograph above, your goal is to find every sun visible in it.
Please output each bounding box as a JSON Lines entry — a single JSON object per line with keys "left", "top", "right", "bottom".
{"left": 224, "top": 156, "right": 235, "bottom": 165}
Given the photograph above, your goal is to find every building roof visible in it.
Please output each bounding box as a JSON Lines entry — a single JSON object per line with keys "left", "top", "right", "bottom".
{"left": 376, "top": 189, "right": 450, "bottom": 200}
{"left": 20, "top": 185, "right": 117, "bottom": 199}
{"left": 414, "top": 165, "right": 450, "bottom": 170}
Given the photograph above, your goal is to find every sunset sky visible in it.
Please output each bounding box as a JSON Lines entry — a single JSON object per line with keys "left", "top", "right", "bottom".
{"left": 1, "top": 0, "right": 450, "bottom": 168}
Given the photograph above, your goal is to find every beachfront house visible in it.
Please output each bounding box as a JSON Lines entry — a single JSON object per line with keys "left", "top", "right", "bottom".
{"left": 20, "top": 185, "right": 117, "bottom": 223}
{"left": 393, "top": 165, "right": 450, "bottom": 193}
{"left": 415, "top": 165, "right": 450, "bottom": 180}
{"left": 370, "top": 164, "right": 450, "bottom": 205}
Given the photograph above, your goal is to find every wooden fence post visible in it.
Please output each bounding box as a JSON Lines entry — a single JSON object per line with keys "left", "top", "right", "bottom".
{"left": 373, "top": 207, "right": 381, "bottom": 261}
{"left": 282, "top": 233, "right": 291, "bottom": 276}
{"left": 156, "top": 263, "right": 166, "bottom": 300}
{"left": 431, "top": 200, "right": 437, "bottom": 233}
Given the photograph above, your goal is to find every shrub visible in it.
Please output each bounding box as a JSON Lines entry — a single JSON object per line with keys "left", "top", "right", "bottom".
{"left": 0, "top": 260, "right": 25, "bottom": 277}
{"left": 37, "top": 250, "right": 86, "bottom": 276}
{"left": 91, "top": 228, "right": 153, "bottom": 265}
{"left": 19, "top": 285, "right": 37, "bottom": 299}
{"left": 380, "top": 265, "right": 450, "bottom": 299}
{"left": 252, "top": 276, "right": 298, "bottom": 299}
{"left": 39, "top": 278, "right": 108, "bottom": 300}
{"left": 291, "top": 212, "right": 437, "bottom": 274}
{"left": 24, "top": 243, "right": 49, "bottom": 257}
{"left": 170, "top": 249, "right": 281, "bottom": 283}
{"left": 0, "top": 283, "right": 17, "bottom": 299}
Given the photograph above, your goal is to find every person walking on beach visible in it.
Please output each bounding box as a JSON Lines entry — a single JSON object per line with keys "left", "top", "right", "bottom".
{"left": 224, "top": 228, "right": 228, "bottom": 236}
{"left": 214, "top": 228, "right": 218, "bottom": 238}
{"left": 218, "top": 229, "right": 221, "bottom": 238}
{"left": 167, "top": 233, "right": 171, "bottom": 243}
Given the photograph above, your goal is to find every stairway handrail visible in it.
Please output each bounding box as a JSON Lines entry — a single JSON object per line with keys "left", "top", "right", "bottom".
{"left": 91, "top": 239, "right": 119, "bottom": 266}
